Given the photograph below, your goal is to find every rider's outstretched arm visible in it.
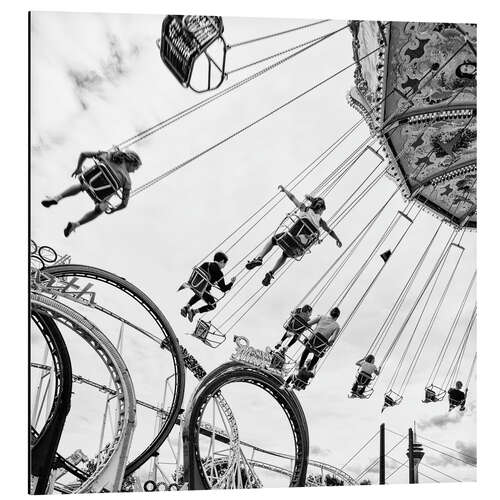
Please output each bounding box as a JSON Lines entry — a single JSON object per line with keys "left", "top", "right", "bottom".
{"left": 279, "top": 185, "right": 306, "bottom": 210}
{"left": 320, "top": 219, "right": 342, "bottom": 246}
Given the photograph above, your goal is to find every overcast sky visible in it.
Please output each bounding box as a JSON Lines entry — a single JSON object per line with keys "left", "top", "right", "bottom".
{"left": 30, "top": 12, "right": 476, "bottom": 486}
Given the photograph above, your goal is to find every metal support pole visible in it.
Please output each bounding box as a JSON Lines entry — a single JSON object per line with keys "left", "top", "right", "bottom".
{"left": 379, "top": 423, "right": 385, "bottom": 485}
{"left": 31, "top": 344, "right": 49, "bottom": 426}
{"left": 97, "top": 322, "right": 124, "bottom": 465}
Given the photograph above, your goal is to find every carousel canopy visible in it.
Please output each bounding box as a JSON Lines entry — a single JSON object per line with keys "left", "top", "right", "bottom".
{"left": 348, "top": 21, "right": 476, "bottom": 229}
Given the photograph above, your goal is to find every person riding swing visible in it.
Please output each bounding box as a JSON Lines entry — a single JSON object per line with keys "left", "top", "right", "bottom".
{"left": 285, "top": 307, "right": 341, "bottom": 390}
{"left": 180, "top": 252, "right": 236, "bottom": 322}
{"left": 350, "top": 354, "right": 380, "bottom": 398}
{"left": 246, "top": 185, "right": 342, "bottom": 286}
{"left": 448, "top": 381, "right": 467, "bottom": 412}
{"left": 41, "top": 148, "right": 142, "bottom": 237}
{"left": 275, "top": 304, "right": 313, "bottom": 353}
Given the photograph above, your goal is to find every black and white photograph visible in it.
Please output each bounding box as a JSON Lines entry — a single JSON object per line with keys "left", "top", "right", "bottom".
{"left": 26, "top": 5, "right": 481, "bottom": 496}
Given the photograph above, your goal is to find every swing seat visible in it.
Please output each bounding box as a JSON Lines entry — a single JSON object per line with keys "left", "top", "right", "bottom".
{"left": 274, "top": 214, "right": 320, "bottom": 260}
{"left": 422, "top": 384, "right": 446, "bottom": 403}
{"left": 303, "top": 333, "right": 330, "bottom": 358}
{"left": 349, "top": 387, "right": 374, "bottom": 399}
{"left": 291, "top": 367, "right": 315, "bottom": 391}
{"left": 283, "top": 312, "right": 310, "bottom": 335}
{"left": 178, "top": 267, "right": 226, "bottom": 301}
{"left": 192, "top": 319, "right": 226, "bottom": 348}
{"left": 159, "top": 15, "right": 227, "bottom": 93}
{"left": 350, "top": 371, "right": 375, "bottom": 399}
{"left": 79, "top": 160, "right": 123, "bottom": 205}
{"left": 269, "top": 349, "right": 286, "bottom": 371}
{"left": 448, "top": 397, "right": 466, "bottom": 411}
{"left": 381, "top": 390, "right": 403, "bottom": 412}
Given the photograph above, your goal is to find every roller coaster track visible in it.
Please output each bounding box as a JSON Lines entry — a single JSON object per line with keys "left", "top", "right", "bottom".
{"left": 30, "top": 312, "right": 72, "bottom": 495}
{"left": 35, "top": 264, "right": 241, "bottom": 481}
{"left": 36, "top": 264, "right": 186, "bottom": 476}
{"left": 183, "top": 361, "right": 310, "bottom": 489}
{"left": 31, "top": 364, "right": 357, "bottom": 488}
{"left": 31, "top": 293, "right": 137, "bottom": 493}
{"left": 209, "top": 457, "right": 357, "bottom": 486}
{"left": 32, "top": 264, "right": 353, "bottom": 487}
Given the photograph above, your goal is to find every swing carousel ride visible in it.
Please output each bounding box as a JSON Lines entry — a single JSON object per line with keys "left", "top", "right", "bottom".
{"left": 30, "top": 17, "right": 476, "bottom": 493}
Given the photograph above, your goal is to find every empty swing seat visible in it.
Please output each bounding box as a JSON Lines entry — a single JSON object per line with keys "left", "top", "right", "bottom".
{"left": 269, "top": 350, "right": 286, "bottom": 371}
{"left": 159, "top": 15, "right": 226, "bottom": 92}
{"left": 381, "top": 390, "right": 403, "bottom": 412}
{"left": 192, "top": 319, "right": 226, "bottom": 348}
{"left": 275, "top": 214, "right": 320, "bottom": 260}
{"left": 79, "top": 160, "right": 122, "bottom": 204}
{"left": 422, "top": 384, "right": 446, "bottom": 403}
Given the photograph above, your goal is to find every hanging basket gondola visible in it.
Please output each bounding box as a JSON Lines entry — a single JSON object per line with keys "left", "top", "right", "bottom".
{"left": 158, "top": 15, "right": 227, "bottom": 93}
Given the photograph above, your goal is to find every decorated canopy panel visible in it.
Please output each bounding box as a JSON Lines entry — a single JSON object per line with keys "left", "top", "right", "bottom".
{"left": 348, "top": 21, "right": 477, "bottom": 229}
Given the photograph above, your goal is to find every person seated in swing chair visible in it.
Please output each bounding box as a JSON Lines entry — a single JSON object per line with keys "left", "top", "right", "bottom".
{"left": 287, "top": 307, "right": 341, "bottom": 389}
{"left": 180, "top": 251, "right": 236, "bottom": 322}
{"left": 448, "top": 381, "right": 467, "bottom": 412}
{"left": 274, "top": 304, "right": 313, "bottom": 353}
{"left": 41, "top": 148, "right": 142, "bottom": 237}
{"left": 350, "top": 354, "right": 380, "bottom": 398}
{"left": 246, "top": 185, "right": 342, "bottom": 287}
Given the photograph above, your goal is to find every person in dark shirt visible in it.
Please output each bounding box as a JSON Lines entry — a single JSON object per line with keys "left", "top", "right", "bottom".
{"left": 448, "top": 381, "right": 467, "bottom": 411}
{"left": 181, "top": 252, "right": 236, "bottom": 322}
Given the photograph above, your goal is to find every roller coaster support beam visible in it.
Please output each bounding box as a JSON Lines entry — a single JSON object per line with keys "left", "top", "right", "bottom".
{"left": 30, "top": 312, "right": 73, "bottom": 495}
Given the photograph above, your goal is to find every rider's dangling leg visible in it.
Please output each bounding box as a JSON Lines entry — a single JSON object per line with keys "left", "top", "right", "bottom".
{"left": 262, "top": 252, "right": 288, "bottom": 286}
{"left": 246, "top": 238, "right": 275, "bottom": 270}
{"left": 182, "top": 292, "right": 216, "bottom": 322}
{"left": 64, "top": 203, "right": 105, "bottom": 237}
{"left": 42, "top": 184, "right": 84, "bottom": 207}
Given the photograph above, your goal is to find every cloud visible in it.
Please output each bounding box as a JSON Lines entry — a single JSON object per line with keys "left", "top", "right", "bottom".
{"left": 424, "top": 440, "right": 477, "bottom": 468}
{"left": 67, "top": 34, "right": 138, "bottom": 110}
{"left": 455, "top": 441, "right": 477, "bottom": 465}
{"left": 310, "top": 445, "right": 331, "bottom": 457}
{"left": 418, "top": 409, "right": 466, "bottom": 430}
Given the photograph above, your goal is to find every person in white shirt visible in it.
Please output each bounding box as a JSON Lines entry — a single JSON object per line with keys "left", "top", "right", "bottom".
{"left": 351, "top": 354, "right": 380, "bottom": 397}
{"left": 297, "top": 307, "right": 341, "bottom": 373}
{"left": 245, "top": 185, "right": 342, "bottom": 286}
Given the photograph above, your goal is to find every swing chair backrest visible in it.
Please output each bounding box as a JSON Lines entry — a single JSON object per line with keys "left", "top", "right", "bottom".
{"left": 275, "top": 213, "right": 320, "bottom": 260}
{"left": 384, "top": 389, "right": 403, "bottom": 407}
{"left": 283, "top": 310, "right": 310, "bottom": 334}
{"left": 351, "top": 369, "right": 375, "bottom": 399}
{"left": 303, "top": 332, "right": 330, "bottom": 358}
{"left": 159, "top": 15, "right": 226, "bottom": 92}
{"left": 192, "top": 319, "right": 226, "bottom": 348}
{"left": 424, "top": 384, "right": 446, "bottom": 401}
{"left": 79, "top": 159, "right": 123, "bottom": 206}
{"left": 186, "top": 266, "right": 226, "bottom": 300}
